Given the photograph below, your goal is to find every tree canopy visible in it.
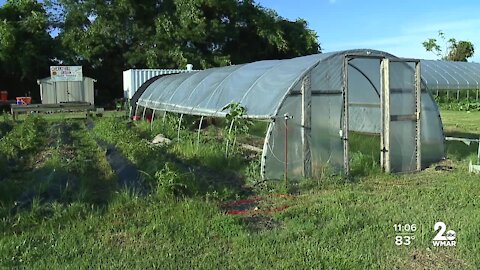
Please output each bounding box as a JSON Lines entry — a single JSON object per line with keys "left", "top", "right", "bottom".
{"left": 0, "top": 0, "right": 56, "bottom": 96}
{"left": 422, "top": 30, "right": 475, "bottom": 62}
{"left": 0, "top": 0, "right": 321, "bottom": 102}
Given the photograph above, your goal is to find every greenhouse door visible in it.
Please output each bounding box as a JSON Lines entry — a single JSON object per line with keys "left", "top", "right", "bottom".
{"left": 380, "top": 59, "right": 421, "bottom": 173}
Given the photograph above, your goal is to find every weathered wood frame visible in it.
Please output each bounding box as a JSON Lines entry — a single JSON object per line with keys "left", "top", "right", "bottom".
{"left": 381, "top": 59, "right": 422, "bottom": 172}
{"left": 343, "top": 55, "right": 422, "bottom": 174}
{"left": 301, "top": 74, "right": 312, "bottom": 178}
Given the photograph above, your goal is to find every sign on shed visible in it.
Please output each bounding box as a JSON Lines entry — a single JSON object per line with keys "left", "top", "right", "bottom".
{"left": 50, "top": 66, "right": 83, "bottom": 81}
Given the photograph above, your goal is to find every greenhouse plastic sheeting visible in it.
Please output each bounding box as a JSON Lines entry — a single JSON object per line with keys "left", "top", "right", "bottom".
{"left": 421, "top": 60, "right": 480, "bottom": 90}
{"left": 137, "top": 53, "right": 334, "bottom": 118}
{"left": 137, "top": 49, "right": 447, "bottom": 180}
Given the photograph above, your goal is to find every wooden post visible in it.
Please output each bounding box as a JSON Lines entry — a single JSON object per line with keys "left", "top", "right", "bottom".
{"left": 380, "top": 58, "right": 391, "bottom": 173}
{"left": 415, "top": 62, "right": 422, "bottom": 171}
{"left": 284, "top": 114, "right": 289, "bottom": 190}
{"left": 301, "top": 74, "right": 312, "bottom": 179}
{"left": 342, "top": 57, "right": 350, "bottom": 175}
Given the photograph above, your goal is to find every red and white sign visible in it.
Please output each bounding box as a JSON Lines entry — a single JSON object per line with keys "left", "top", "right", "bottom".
{"left": 50, "top": 66, "right": 83, "bottom": 81}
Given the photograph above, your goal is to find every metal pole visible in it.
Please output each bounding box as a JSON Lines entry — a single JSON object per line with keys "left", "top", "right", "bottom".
{"left": 177, "top": 114, "right": 183, "bottom": 141}
{"left": 196, "top": 116, "right": 204, "bottom": 152}
{"left": 150, "top": 109, "right": 156, "bottom": 131}
{"left": 162, "top": 111, "right": 167, "bottom": 123}
{"left": 142, "top": 106, "right": 147, "bottom": 120}
{"left": 134, "top": 104, "right": 139, "bottom": 118}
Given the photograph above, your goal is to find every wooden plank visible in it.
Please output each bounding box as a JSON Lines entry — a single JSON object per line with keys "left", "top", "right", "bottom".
{"left": 381, "top": 58, "right": 391, "bottom": 173}
{"left": 290, "top": 90, "right": 342, "bottom": 96}
{"left": 301, "top": 73, "right": 312, "bottom": 178}
{"left": 348, "top": 102, "right": 381, "bottom": 108}
{"left": 415, "top": 62, "right": 422, "bottom": 171}
{"left": 10, "top": 103, "right": 94, "bottom": 121}
{"left": 390, "top": 114, "right": 416, "bottom": 121}
{"left": 11, "top": 105, "right": 93, "bottom": 113}
{"left": 342, "top": 57, "right": 350, "bottom": 175}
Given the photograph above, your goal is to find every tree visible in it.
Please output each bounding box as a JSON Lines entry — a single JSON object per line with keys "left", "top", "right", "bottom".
{"left": 0, "top": 0, "right": 56, "bottom": 98}
{"left": 422, "top": 30, "right": 474, "bottom": 61}
{"left": 45, "top": 0, "right": 321, "bottom": 102}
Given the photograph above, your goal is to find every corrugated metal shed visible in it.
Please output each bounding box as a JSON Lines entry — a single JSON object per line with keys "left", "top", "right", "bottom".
{"left": 37, "top": 77, "right": 96, "bottom": 105}
{"left": 123, "top": 69, "right": 196, "bottom": 99}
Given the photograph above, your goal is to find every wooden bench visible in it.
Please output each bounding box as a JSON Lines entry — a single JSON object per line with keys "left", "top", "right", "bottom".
{"left": 10, "top": 103, "right": 95, "bottom": 121}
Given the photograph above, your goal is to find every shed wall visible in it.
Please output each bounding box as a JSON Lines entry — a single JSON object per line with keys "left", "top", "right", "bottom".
{"left": 123, "top": 69, "right": 196, "bottom": 99}
{"left": 39, "top": 77, "right": 95, "bottom": 104}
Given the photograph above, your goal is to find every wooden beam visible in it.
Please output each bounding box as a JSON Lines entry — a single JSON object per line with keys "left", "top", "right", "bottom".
{"left": 301, "top": 74, "right": 312, "bottom": 178}
{"left": 415, "top": 62, "right": 422, "bottom": 171}
{"left": 381, "top": 58, "right": 391, "bottom": 173}
{"left": 342, "top": 57, "right": 350, "bottom": 175}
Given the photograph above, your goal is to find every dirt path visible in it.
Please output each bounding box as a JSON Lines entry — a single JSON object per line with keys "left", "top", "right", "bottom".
{"left": 86, "top": 118, "right": 147, "bottom": 195}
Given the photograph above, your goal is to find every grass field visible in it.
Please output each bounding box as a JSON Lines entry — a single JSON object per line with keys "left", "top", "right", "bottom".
{"left": 0, "top": 110, "right": 479, "bottom": 269}
{"left": 441, "top": 110, "right": 480, "bottom": 135}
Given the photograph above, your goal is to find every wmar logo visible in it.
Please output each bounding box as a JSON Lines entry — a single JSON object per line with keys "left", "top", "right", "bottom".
{"left": 433, "top": 221, "right": 457, "bottom": 247}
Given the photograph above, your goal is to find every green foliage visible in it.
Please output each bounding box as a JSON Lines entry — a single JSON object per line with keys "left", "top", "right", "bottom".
{"left": 0, "top": 117, "right": 115, "bottom": 207}
{"left": 434, "top": 91, "right": 480, "bottom": 111}
{"left": 2, "top": 162, "right": 480, "bottom": 268}
{"left": 222, "top": 102, "right": 253, "bottom": 156}
{"left": 0, "top": 115, "right": 47, "bottom": 161}
{"left": 94, "top": 117, "right": 246, "bottom": 200}
{"left": 422, "top": 30, "right": 475, "bottom": 61}
{"left": 36, "top": 0, "right": 320, "bottom": 102}
{"left": 0, "top": 0, "right": 55, "bottom": 98}
{"left": 154, "top": 163, "right": 197, "bottom": 198}
{"left": 2, "top": 113, "right": 480, "bottom": 268}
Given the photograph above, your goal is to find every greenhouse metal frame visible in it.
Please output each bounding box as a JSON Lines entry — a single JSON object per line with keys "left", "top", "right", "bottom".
{"left": 132, "top": 49, "right": 456, "bottom": 180}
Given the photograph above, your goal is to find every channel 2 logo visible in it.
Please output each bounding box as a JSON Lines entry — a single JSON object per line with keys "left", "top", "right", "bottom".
{"left": 433, "top": 221, "right": 456, "bottom": 247}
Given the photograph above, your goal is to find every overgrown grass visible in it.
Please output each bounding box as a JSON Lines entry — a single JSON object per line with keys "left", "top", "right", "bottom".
{"left": 1, "top": 166, "right": 479, "bottom": 269}
{"left": 92, "top": 116, "right": 250, "bottom": 200}
{"left": 349, "top": 132, "right": 382, "bottom": 177}
{"left": 0, "top": 116, "right": 115, "bottom": 210}
{"left": 1, "top": 111, "right": 480, "bottom": 269}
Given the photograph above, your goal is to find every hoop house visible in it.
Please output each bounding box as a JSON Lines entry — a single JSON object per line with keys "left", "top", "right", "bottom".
{"left": 134, "top": 49, "right": 447, "bottom": 180}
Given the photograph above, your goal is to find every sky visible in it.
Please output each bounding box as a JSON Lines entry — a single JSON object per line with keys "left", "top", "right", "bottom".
{"left": 1, "top": 0, "right": 479, "bottom": 62}
{"left": 256, "top": 0, "right": 480, "bottom": 62}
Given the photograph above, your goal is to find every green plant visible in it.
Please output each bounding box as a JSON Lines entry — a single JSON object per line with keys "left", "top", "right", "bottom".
{"left": 154, "top": 163, "right": 195, "bottom": 198}
{"left": 222, "top": 102, "right": 253, "bottom": 156}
